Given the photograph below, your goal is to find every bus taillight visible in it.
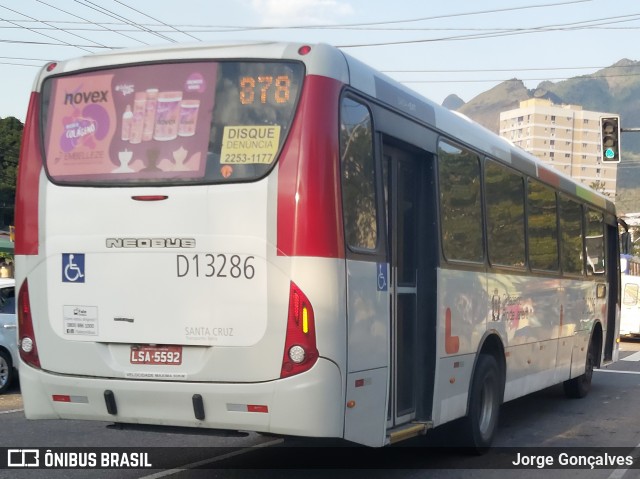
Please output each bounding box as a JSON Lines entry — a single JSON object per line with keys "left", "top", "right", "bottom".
{"left": 15, "top": 92, "right": 42, "bottom": 255}
{"left": 18, "top": 280, "right": 41, "bottom": 368}
{"left": 280, "top": 282, "right": 318, "bottom": 378}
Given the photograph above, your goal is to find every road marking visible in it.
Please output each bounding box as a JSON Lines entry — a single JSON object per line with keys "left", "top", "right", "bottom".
{"left": 620, "top": 351, "right": 640, "bottom": 362}
{"left": 606, "top": 440, "right": 640, "bottom": 479}
{"left": 597, "top": 369, "right": 640, "bottom": 375}
{"left": 140, "top": 437, "right": 284, "bottom": 478}
{"left": 0, "top": 408, "right": 23, "bottom": 414}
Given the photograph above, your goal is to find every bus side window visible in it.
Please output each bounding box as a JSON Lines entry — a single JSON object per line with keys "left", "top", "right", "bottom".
{"left": 559, "top": 196, "right": 584, "bottom": 276}
{"left": 585, "top": 208, "right": 605, "bottom": 276}
{"left": 527, "top": 179, "right": 559, "bottom": 271}
{"left": 437, "top": 141, "right": 483, "bottom": 263}
{"left": 485, "top": 159, "right": 525, "bottom": 269}
{"left": 340, "top": 97, "right": 377, "bottom": 251}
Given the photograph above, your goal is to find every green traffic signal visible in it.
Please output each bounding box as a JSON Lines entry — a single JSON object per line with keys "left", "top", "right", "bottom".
{"left": 600, "top": 116, "right": 620, "bottom": 163}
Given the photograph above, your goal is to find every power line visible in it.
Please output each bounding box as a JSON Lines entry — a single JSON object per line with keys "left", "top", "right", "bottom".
{"left": 35, "top": 0, "right": 145, "bottom": 47}
{"left": 383, "top": 65, "right": 640, "bottom": 74}
{"left": 14, "top": 9, "right": 629, "bottom": 48}
{"left": 2, "top": 11, "right": 639, "bottom": 51}
{"left": 0, "top": 0, "right": 612, "bottom": 35}
{"left": 70, "top": 0, "right": 152, "bottom": 45}
{"left": 142, "top": 0, "right": 596, "bottom": 30}
{"left": 79, "top": 0, "right": 175, "bottom": 43}
{"left": 11, "top": 20, "right": 640, "bottom": 35}
{"left": 0, "top": 1, "right": 638, "bottom": 86}
{"left": 27, "top": 1, "right": 110, "bottom": 50}
{"left": 337, "top": 13, "right": 640, "bottom": 48}
{"left": 315, "top": 0, "right": 593, "bottom": 28}
{"left": 1, "top": 56, "right": 638, "bottom": 87}
{"left": 0, "top": 56, "right": 53, "bottom": 62}
{"left": 0, "top": 4, "right": 95, "bottom": 53}
{"left": 400, "top": 72, "right": 640, "bottom": 84}
{"left": 111, "top": 0, "right": 200, "bottom": 42}
{"left": 0, "top": 38, "right": 113, "bottom": 49}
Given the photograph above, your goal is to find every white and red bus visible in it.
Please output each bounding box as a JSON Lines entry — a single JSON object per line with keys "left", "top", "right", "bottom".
{"left": 620, "top": 253, "right": 640, "bottom": 337}
{"left": 14, "top": 42, "right": 620, "bottom": 448}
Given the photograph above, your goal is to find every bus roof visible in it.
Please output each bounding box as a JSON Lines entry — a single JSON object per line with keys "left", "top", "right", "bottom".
{"left": 35, "top": 40, "right": 615, "bottom": 215}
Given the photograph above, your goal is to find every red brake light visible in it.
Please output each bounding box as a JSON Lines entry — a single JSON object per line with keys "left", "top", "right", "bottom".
{"left": 280, "top": 282, "right": 318, "bottom": 378}
{"left": 15, "top": 92, "right": 42, "bottom": 255}
{"left": 18, "top": 280, "right": 41, "bottom": 368}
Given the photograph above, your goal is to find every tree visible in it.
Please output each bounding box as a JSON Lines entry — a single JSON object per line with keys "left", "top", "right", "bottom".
{"left": 0, "top": 116, "right": 23, "bottom": 228}
{"left": 589, "top": 180, "right": 610, "bottom": 197}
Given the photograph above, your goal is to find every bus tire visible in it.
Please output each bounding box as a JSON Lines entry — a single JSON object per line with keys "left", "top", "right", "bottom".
{"left": 563, "top": 338, "right": 595, "bottom": 399}
{"left": 463, "top": 353, "right": 502, "bottom": 452}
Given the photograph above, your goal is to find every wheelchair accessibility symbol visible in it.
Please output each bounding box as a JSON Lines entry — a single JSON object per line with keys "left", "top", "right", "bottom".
{"left": 377, "top": 263, "right": 388, "bottom": 292}
{"left": 62, "top": 253, "right": 85, "bottom": 283}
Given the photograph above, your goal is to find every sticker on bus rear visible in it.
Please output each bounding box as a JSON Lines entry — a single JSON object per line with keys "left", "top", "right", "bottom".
{"left": 62, "top": 253, "right": 85, "bottom": 283}
{"left": 63, "top": 305, "right": 98, "bottom": 336}
{"left": 220, "top": 125, "right": 280, "bottom": 164}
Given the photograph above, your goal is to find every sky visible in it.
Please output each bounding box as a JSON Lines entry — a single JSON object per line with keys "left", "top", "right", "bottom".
{"left": 1, "top": 0, "right": 640, "bottom": 122}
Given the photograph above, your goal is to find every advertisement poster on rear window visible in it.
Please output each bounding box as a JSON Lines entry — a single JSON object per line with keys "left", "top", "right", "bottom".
{"left": 44, "top": 63, "right": 217, "bottom": 182}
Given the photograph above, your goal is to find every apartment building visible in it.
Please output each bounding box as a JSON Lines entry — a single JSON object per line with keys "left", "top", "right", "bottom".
{"left": 499, "top": 98, "right": 617, "bottom": 197}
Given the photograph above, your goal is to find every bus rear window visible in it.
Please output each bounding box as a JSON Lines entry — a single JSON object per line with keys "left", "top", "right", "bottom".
{"left": 41, "top": 61, "right": 304, "bottom": 185}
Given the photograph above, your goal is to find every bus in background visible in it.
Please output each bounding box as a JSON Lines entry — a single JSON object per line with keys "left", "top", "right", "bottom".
{"left": 620, "top": 253, "right": 640, "bottom": 337}
{"left": 14, "top": 42, "right": 620, "bottom": 449}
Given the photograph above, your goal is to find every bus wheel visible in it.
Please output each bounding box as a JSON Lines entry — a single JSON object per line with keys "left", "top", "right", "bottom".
{"left": 563, "top": 339, "right": 595, "bottom": 399}
{"left": 463, "top": 354, "right": 502, "bottom": 452}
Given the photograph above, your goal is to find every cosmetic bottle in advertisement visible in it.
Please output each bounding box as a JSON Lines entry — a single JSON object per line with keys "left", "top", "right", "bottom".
{"left": 178, "top": 99, "right": 200, "bottom": 137}
{"left": 120, "top": 105, "right": 133, "bottom": 141}
{"left": 153, "top": 91, "right": 183, "bottom": 141}
{"left": 142, "top": 88, "right": 158, "bottom": 142}
{"left": 129, "top": 91, "right": 147, "bottom": 144}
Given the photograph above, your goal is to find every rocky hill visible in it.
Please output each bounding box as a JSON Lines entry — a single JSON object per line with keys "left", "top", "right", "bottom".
{"left": 448, "top": 59, "right": 640, "bottom": 211}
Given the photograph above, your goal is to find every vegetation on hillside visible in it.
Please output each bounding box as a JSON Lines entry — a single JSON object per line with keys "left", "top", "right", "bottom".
{"left": 0, "top": 117, "right": 22, "bottom": 228}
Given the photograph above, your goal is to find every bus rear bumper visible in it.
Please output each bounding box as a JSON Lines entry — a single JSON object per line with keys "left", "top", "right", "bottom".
{"left": 19, "top": 358, "right": 344, "bottom": 438}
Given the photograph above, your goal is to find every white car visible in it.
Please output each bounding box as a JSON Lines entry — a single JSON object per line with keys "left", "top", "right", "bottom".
{"left": 0, "top": 278, "right": 18, "bottom": 393}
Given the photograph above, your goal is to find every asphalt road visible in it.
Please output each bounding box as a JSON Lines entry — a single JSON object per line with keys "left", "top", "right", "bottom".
{"left": 0, "top": 340, "right": 640, "bottom": 478}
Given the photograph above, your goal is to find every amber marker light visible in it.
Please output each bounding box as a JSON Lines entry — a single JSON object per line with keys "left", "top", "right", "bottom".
{"left": 221, "top": 165, "right": 233, "bottom": 178}
{"left": 302, "top": 306, "right": 309, "bottom": 334}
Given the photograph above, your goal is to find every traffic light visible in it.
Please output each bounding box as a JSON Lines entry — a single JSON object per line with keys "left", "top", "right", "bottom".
{"left": 600, "top": 116, "right": 621, "bottom": 163}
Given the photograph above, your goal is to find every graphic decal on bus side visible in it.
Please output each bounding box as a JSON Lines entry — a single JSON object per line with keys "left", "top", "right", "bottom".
{"left": 44, "top": 64, "right": 217, "bottom": 181}
{"left": 62, "top": 253, "right": 85, "bottom": 283}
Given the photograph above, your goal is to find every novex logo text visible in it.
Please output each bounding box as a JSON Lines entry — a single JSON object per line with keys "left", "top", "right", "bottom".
{"left": 64, "top": 90, "right": 109, "bottom": 105}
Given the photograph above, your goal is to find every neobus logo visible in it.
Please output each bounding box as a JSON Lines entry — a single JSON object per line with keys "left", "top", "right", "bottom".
{"left": 106, "top": 238, "right": 196, "bottom": 248}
